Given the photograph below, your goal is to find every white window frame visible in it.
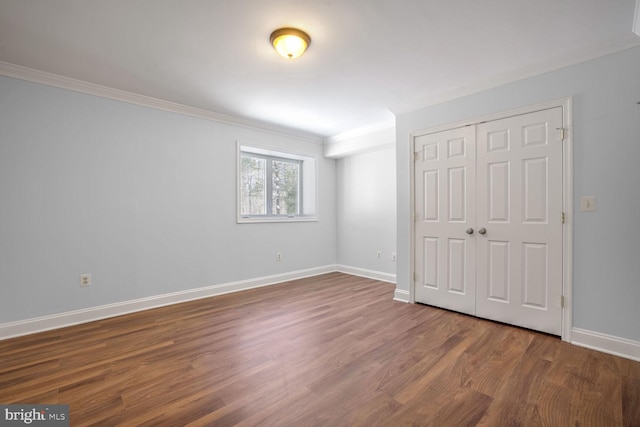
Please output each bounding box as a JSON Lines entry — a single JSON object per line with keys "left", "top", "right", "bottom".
{"left": 237, "top": 142, "right": 318, "bottom": 223}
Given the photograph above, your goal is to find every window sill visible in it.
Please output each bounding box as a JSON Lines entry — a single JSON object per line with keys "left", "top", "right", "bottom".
{"left": 237, "top": 216, "right": 318, "bottom": 224}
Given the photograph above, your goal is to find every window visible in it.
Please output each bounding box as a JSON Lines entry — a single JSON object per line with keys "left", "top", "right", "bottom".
{"left": 240, "top": 153, "right": 300, "bottom": 216}
{"left": 238, "top": 143, "right": 317, "bottom": 222}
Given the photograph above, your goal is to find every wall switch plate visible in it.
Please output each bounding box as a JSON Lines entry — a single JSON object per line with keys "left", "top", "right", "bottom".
{"left": 580, "top": 196, "right": 597, "bottom": 212}
{"left": 276, "top": 252, "right": 283, "bottom": 261}
{"left": 391, "top": 252, "right": 397, "bottom": 262}
{"left": 376, "top": 250, "right": 382, "bottom": 259}
{"left": 80, "top": 273, "right": 91, "bottom": 287}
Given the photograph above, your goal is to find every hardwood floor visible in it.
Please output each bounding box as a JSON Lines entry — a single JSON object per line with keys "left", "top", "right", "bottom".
{"left": 1, "top": 272, "right": 639, "bottom": 426}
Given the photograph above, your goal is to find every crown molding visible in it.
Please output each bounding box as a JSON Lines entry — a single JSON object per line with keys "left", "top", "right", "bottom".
{"left": 0, "top": 61, "right": 323, "bottom": 144}
{"left": 391, "top": 33, "right": 640, "bottom": 115}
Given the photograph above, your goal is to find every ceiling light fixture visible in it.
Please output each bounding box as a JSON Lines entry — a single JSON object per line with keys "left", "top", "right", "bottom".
{"left": 270, "top": 27, "right": 311, "bottom": 60}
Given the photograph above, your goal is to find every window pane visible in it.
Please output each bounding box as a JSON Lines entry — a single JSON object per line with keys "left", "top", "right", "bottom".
{"left": 238, "top": 144, "right": 315, "bottom": 222}
{"left": 272, "top": 160, "right": 299, "bottom": 215}
{"left": 240, "top": 155, "right": 266, "bottom": 215}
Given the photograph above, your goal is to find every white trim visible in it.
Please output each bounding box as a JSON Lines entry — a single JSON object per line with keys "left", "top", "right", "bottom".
{"left": 561, "top": 98, "right": 574, "bottom": 342}
{"left": 326, "top": 120, "right": 396, "bottom": 143}
{"left": 408, "top": 98, "right": 573, "bottom": 341}
{"left": 324, "top": 141, "right": 395, "bottom": 159}
{"left": 336, "top": 265, "right": 396, "bottom": 284}
{"left": 236, "top": 140, "right": 319, "bottom": 223}
{"left": 0, "top": 61, "right": 323, "bottom": 144}
{"left": 572, "top": 328, "right": 640, "bottom": 362}
{"left": 393, "top": 288, "right": 410, "bottom": 303}
{"left": 0, "top": 265, "right": 336, "bottom": 341}
{"left": 391, "top": 33, "right": 640, "bottom": 115}
{"left": 408, "top": 127, "right": 416, "bottom": 304}
{"left": 410, "top": 97, "right": 572, "bottom": 138}
{"left": 323, "top": 124, "right": 396, "bottom": 159}
{"left": 237, "top": 216, "right": 319, "bottom": 224}
{"left": 634, "top": 0, "right": 640, "bottom": 37}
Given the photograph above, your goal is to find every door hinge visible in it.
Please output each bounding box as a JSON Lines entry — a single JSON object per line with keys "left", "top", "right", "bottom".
{"left": 561, "top": 295, "right": 565, "bottom": 308}
{"left": 413, "top": 151, "right": 419, "bottom": 161}
{"left": 561, "top": 212, "right": 565, "bottom": 224}
{"left": 414, "top": 272, "right": 418, "bottom": 282}
{"left": 557, "top": 127, "right": 566, "bottom": 141}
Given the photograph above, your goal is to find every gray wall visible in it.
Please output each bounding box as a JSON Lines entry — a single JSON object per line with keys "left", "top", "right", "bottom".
{"left": 336, "top": 147, "right": 396, "bottom": 275}
{"left": 0, "top": 76, "right": 336, "bottom": 324}
{"left": 396, "top": 46, "right": 640, "bottom": 342}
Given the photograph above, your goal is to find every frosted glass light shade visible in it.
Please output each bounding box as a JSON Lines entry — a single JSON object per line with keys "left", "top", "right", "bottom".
{"left": 270, "top": 28, "right": 311, "bottom": 60}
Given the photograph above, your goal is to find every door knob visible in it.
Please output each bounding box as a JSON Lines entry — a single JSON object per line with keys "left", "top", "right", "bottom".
{"left": 465, "top": 228, "right": 474, "bottom": 235}
{"left": 478, "top": 228, "right": 487, "bottom": 235}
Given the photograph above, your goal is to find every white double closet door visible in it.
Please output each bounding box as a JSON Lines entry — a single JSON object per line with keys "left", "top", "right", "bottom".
{"left": 414, "top": 107, "right": 563, "bottom": 335}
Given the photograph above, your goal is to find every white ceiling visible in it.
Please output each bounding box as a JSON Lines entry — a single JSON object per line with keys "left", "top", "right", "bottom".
{"left": 0, "top": 0, "right": 639, "bottom": 139}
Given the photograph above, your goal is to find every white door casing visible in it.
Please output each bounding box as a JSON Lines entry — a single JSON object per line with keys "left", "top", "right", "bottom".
{"left": 413, "top": 106, "right": 564, "bottom": 335}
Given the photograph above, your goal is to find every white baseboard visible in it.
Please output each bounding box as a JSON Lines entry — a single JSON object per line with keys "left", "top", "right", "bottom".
{"left": 572, "top": 328, "right": 640, "bottom": 362}
{"left": 0, "top": 265, "right": 336, "bottom": 341}
{"left": 336, "top": 264, "right": 396, "bottom": 283}
{"left": 393, "top": 288, "right": 410, "bottom": 303}
{"left": 4, "top": 270, "right": 639, "bottom": 364}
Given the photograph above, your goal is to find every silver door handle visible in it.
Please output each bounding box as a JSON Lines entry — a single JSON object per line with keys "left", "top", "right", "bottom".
{"left": 478, "top": 228, "right": 487, "bottom": 235}
{"left": 465, "top": 228, "right": 474, "bottom": 235}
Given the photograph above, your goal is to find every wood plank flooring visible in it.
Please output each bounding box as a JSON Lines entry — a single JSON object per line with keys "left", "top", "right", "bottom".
{"left": 1, "top": 272, "right": 639, "bottom": 426}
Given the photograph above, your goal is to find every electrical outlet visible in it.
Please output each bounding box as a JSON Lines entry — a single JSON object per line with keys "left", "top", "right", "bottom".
{"left": 376, "top": 250, "right": 382, "bottom": 259}
{"left": 580, "top": 196, "right": 597, "bottom": 212}
{"left": 276, "top": 252, "right": 283, "bottom": 261}
{"left": 391, "top": 252, "right": 397, "bottom": 262}
{"left": 80, "top": 273, "right": 91, "bottom": 287}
